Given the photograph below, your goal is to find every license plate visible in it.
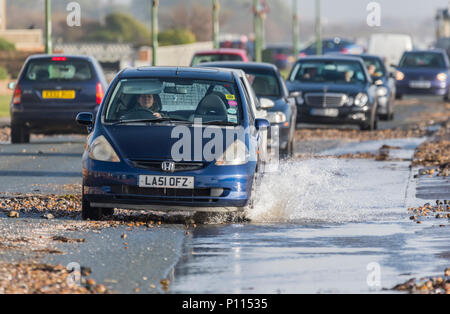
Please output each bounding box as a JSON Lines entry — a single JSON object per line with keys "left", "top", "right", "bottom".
{"left": 409, "top": 81, "right": 431, "bottom": 89}
{"left": 138, "top": 175, "right": 194, "bottom": 189}
{"left": 42, "top": 90, "right": 76, "bottom": 99}
{"left": 310, "top": 108, "right": 339, "bottom": 117}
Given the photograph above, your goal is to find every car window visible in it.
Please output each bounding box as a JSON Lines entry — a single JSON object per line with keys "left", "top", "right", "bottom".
{"left": 245, "top": 71, "right": 281, "bottom": 97}
{"left": 104, "top": 78, "right": 242, "bottom": 125}
{"left": 363, "top": 58, "right": 386, "bottom": 77}
{"left": 191, "top": 54, "right": 244, "bottom": 66}
{"left": 24, "top": 59, "right": 93, "bottom": 81}
{"left": 399, "top": 53, "right": 446, "bottom": 68}
{"left": 290, "top": 60, "right": 367, "bottom": 84}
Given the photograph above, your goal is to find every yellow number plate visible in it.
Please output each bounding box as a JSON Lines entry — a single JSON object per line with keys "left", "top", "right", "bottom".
{"left": 42, "top": 90, "right": 76, "bottom": 99}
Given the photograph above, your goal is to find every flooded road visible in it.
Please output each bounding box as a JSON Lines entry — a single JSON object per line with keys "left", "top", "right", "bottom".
{"left": 170, "top": 139, "right": 449, "bottom": 293}
{"left": 0, "top": 98, "right": 448, "bottom": 293}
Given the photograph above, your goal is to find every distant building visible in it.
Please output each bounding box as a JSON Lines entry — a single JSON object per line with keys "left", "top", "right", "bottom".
{"left": 54, "top": 43, "right": 136, "bottom": 79}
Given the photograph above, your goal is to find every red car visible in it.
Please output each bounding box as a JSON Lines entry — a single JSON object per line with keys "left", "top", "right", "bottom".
{"left": 190, "top": 49, "right": 249, "bottom": 66}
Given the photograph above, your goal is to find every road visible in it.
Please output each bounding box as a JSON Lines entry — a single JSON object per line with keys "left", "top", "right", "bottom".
{"left": 0, "top": 97, "right": 448, "bottom": 293}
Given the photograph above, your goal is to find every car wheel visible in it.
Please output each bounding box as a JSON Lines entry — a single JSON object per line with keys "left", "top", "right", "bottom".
{"left": 360, "top": 112, "right": 377, "bottom": 131}
{"left": 11, "top": 123, "right": 30, "bottom": 144}
{"left": 81, "top": 193, "right": 112, "bottom": 220}
{"left": 395, "top": 93, "right": 403, "bottom": 100}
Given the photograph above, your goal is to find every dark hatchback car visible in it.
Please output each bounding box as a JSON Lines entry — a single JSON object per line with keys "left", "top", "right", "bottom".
{"left": 394, "top": 50, "right": 450, "bottom": 100}
{"left": 76, "top": 67, "right": 269, "bottom": 220}
{"left": 9, "top": 54, "right": 107, "bottom": 143}
{"left": 286, "top": 56, "right": 379, "bottom": 131}
{"left": 346, "top": 54, "right": 396, "bottom": 120}
{"left": 197, "top": 62, "right": 297, "bottom": 157}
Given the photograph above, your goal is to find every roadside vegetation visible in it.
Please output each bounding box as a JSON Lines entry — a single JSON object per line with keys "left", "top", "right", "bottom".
{"left": 0, "top": 95, "right": 10, "bottom": 117}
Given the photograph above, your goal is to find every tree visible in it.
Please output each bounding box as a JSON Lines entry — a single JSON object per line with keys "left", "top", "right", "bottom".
{"left": 159, "top": 29, "right": 196, "bottom": 46}
{"left": 85, "top": 12, "right": 151, "bottom": 45}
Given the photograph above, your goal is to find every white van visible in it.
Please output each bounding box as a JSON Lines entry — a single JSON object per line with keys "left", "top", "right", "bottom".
{"left": 367, "top": 33, "right": 413, "bottom": 71}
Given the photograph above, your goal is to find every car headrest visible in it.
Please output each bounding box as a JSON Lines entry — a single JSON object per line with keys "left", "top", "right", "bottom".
{"left": 195, "top": 94, "right": 227, "bottom": 117}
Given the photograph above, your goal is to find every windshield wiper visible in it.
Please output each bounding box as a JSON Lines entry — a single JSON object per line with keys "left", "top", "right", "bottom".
{"left": 201, "top": 120, "right": 238, "bottom": 126}
{"left": 111, "top": 117, "right": 190, "bottom": 126}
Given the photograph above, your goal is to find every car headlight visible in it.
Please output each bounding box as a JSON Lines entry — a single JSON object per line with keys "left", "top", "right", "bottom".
{"left": 437, "top": 73, "right": 447, "bottom": 81}
{"left": 354, "top": 93, "right": 369, "bottom": 107}
{"left": 88, "top": 135, "right": 120, "bottom": 162}
{"left": 215, "top": 140, "right": 248, "bottom": 166}
{"left": 267, "top": 112, "right": 287, "bottom": 124}
{"left": 376, "top": 87, "right": 388, "bottom": 97}
{"left": 395, "top": 71, "right": 405, "bottom": 81}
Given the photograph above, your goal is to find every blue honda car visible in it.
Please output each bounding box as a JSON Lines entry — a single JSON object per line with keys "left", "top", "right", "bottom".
{"left": 394, "top": 50, "right": 450, "bottom": 100}
{"left": 76, "top": 67, "right": 269, "bottom": 220}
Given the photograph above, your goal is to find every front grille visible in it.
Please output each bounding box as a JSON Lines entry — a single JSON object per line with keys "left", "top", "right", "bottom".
{"left": 305, "top": 93, "right": 346, "bottom": 108}
{"left": 130, "top": 160, "right": 206, "bottom": 172}
{"left": 111, "top": 185, "right": 213, "bottom": 197}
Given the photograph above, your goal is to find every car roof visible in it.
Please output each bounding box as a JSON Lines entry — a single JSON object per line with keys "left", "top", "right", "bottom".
{"left": 194, "top": 48, "right": 247, "bottom": 55}
{"left": 119, "top": 66, "right": 243, "bottom": 82}
{"left": 196, "top": 61, "right": 278, "bottom": 72}
{"left": 296, "top": 55, "right": 365, "bottom": 63}
{"left": 26, "top": 54, "right": 96, "bottom": 61}
{"left": 404, "top": 49, "right": 446, "bottom": 54}
{"left": 343, "top": 54, "right": 383, "bottom": 60}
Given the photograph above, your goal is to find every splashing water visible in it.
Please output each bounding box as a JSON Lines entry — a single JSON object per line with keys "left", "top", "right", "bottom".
{"left": 247, "top": 158, "right": 412, "bottom": 224}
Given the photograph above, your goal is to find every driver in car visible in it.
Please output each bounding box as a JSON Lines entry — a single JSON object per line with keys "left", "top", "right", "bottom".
{"left": 136, "top": 93, "right": 163, "bottom": 118}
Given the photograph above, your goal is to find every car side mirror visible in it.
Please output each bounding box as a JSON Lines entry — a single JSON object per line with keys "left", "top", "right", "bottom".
{"left": 289, "top": 91, "right": 304, "bottom": 105}
{"left": 7, "top": 82, "right": 16, "bottom": 90}
{"left": 255, "top": 118, "right": 270, "bottom": 130}
{"left": 76, "top": 112, "right": 94, "bottom": 132}
{"left": 390, "top": 64, "right": 398, "bottom": 69}
{"left": 259, "top": 98, "right": 275, "bottom": 109}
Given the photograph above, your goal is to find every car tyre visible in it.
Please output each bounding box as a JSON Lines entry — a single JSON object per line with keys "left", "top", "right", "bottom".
{"left": 395, "top": 93, "right": 403, "bottom": 100}
{"left": 360, "top": 112, "right": 378, "bottom": 131}
{"left": 81, "top": 192, "right": 113, "bottom": 220}
{"left": 11, "top": 123, "right": 30, "bottom": 144}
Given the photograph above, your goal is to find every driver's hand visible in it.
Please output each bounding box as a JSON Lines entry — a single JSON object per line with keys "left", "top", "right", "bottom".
{"left": 153, "top": 112, "right": 162, "bottom": 118}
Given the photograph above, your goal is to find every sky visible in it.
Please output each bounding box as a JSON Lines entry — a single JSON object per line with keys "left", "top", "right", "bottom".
{"left": 284, "top": 0, "right": 450, "bottom": 22}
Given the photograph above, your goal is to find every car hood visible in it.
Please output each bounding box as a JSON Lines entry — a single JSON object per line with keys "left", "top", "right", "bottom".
{"left": 286, "top": 81, "right": 366, "bottom": 95}
{"left": 103, "top": 124, "right": 242, "bottom": 161}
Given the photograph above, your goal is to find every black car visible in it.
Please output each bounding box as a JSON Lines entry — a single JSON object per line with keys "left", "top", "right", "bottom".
{"left": 8, "top": 54, "right": 107, "bottom": 143}
{"left": 197, "top": 62, "right": 297, "bottom": 157}
{"left": 286, "top": 56, "right": 378, "bottom": 131}
{"left": 345, "top": 54, "right": 396, "bottom": 120}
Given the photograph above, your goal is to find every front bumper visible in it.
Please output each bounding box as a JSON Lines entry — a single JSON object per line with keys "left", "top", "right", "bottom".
{"left": 83, "top": 158, "right": 256, "bottom": 211}
{"left": 296, "top": 105, "right": 371, "bottom": 125}
{"left": 396, "top": 81, "right": 448, "bottom": 96}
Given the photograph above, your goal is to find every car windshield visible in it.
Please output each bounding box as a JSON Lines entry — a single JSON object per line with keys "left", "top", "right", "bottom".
{"left": 289, "top": 60, "right": 367, "bottom": 84}
{"left": 104, "top": 78, "right": 242, "bottom": 125}
{"left": 245, "top": 71, "right": 281, "bottom": 97}
{"left": 399, "top": 52, "right": 446, "bottom": 68}
{"left": 24, "top": 59, "right": 93, "bottom": 81}
{"left": 191, "top": 54, "right": 244, "bottom": 66}
{"left": 362, "top": 57, "right": 386, "bottom": 77}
